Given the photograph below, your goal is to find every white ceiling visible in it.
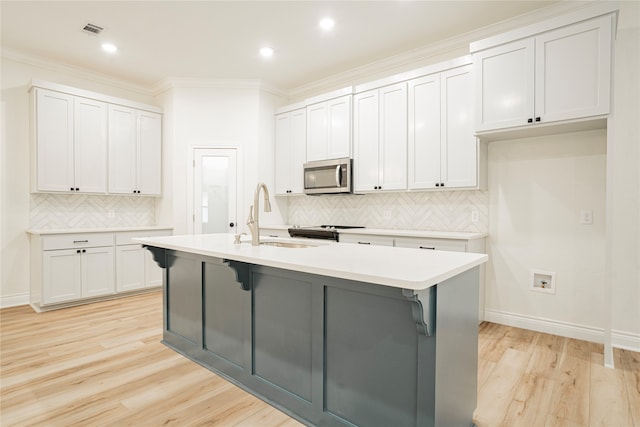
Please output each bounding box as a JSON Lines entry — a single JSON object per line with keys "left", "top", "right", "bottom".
{"left": 1, "top": 1, "right": 563, "bottom": 92}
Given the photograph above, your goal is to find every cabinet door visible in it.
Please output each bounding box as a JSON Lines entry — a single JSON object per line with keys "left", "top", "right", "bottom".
{"left": 144, "top": 250, "right": 163, "bottom": 288}
{"left": 74, "top": 97, "right": 107, "bottom": 193}
{"left": 42, "top": 249, "right": 82, "bottom": 304}
{"left": 441, "top": 66, "right": 477, "bottom": 189}
{"left": 137, "top": 111, "right": 162, "bottom": 195}
{"left": 327, "top": 95, "right": 352, "bottom": 159}
{"left": 289, "top": 109, "right": 307, "bottom": 194}
{"left": 306, "top": 103, "right": 328, "bottom": 162}
{"left": 535, "top": 15, "right": 612, "bottom": 123}
{"left": 35, "top": 89, "right": 74, "bottom": 192}
{"left": 275, "top": 112, "right": 292, "bottom": 195}
{"left": 408, "top": 74, "right": 441, "bottom": 189}
{"left": 82, "top": 246, "right": 115, "bottom": 298}
{"left": 474, "top": 38, "right": 534, "bottom": 132}
{"left": 108, "top": 105, "right": 137, "bottom": 194}
{"left": 379, "top": 83, "right": 407, "bottom": 191}
{"left": 116, "top": 245, "right": 146, "bottom": 292}
{"left": 353, "top": 90, "right": 379, "bottom": 192}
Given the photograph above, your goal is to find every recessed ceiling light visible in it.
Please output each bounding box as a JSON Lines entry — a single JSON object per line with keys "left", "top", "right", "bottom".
{"left": 101, "top": 43, "right": 118, "bottom": 53}
{"left": 259, "top": 46, "right": 274, "bottom": 58}
{"left": 319, "top": 17, "right": 335, "bottom": 31}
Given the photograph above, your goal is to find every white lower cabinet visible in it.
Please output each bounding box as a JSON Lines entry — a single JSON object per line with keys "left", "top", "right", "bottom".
{"left": 394, "top": 237, "right": 467, "bottom": 252}
{"left": 30, "top": 228, "right": 171, "bottom": 310}
{"left": 42, "top": 245, "right": 114, "bottom": 305}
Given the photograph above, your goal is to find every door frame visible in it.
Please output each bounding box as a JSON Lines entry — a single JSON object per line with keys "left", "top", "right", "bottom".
{"left": 187, "top": 146, "right": 242, "bottom": 235}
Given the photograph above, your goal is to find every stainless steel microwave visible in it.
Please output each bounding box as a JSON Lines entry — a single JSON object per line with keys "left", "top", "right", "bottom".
{"left": 303, "top": 157, "right": 352, "bottom": 195}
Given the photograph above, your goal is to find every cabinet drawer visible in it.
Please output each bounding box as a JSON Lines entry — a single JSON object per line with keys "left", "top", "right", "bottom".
{"left": 115, "top": 229, "right": 171, "bottom": 245}
{"left": 394, "top": 237, "right": 467, "bottom": 252}
{"left": 42, "top": 233, "right": 114, "bottom": 250}
{"left": 339, "top": 234, "right": 394, "bottom": 247}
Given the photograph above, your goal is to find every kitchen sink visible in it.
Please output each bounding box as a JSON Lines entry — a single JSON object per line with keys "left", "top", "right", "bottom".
{"left": 259, "top": 241, "right": 316, "bottom": 248}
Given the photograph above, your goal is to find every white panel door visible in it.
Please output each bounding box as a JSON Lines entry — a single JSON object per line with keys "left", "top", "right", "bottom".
{"left": 306, "top": 103, "right": 328, "bottom": 161}
{"left": 442, "top": 65, "right": 477, "bottom": 189}
{"left": 43, "top": 249, "right": 81, "bottom": 304}
{"left": 193, "top": 148, "right": 238, "bottom": 234}
{"left": 408, "top": 74, "right": 441, "bottom": 189}
{"left": 116, "top": 245, "right": 145, "bottom": 292}
{"left": 327, "top": 95, "right": 352, "bottom": 159}
{"left": 108, "top": 105, "right": 137, "bottom": 194}
{"left": 137, "top": 111, "right": 162, "bottom": 195}
{"left": 353, "top": 90, "right": 379, "bottom": 192}
{"left": 474, "top": 38, "right": 534, "bottom": 132}
{"left": 82, "top": 246, "right": 115, "bottom": 298}
{"left": 379, "top": 83, "right": 407, "bottom": 191}
{"left": 36, "top": 89, "right": 74, "bottom": 192}
{"left": 74, "top": 97, "right": 107, "bottom": 193}
{"left": 535, "top": 15, "right": 612, "bottom": 123}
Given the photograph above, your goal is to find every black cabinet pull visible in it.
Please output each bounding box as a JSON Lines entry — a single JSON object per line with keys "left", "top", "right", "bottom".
{"left": 527, "top": 118, "right": 533, "bottom": 123}
{"left": 70, "top": 187, "right": 74, "bottom": 191}
{"left": 435, "top": 183, "right": 440, "bottom": 187}
{"left": 76, "top": 249, "right": 81, "bottom": 253}
{"left": 75, "top": 188, "right": 79, "bottom": 191}
{"left": 440, "top": 183, "right": 445, "bottom": 187}
{"left": 73, "top": 240, "right": 88, "bottom": 243}
{"left": 535, "top": 117, "right": 541, "bottom": 122}
{"left": 419, "top": 246, "right": 436, "bottom": 250}
{"left": 357, "top": 241, "right": 371, "bottom": 245}
{"left": 82, "top": 249, "right": 86, "bottom": 253}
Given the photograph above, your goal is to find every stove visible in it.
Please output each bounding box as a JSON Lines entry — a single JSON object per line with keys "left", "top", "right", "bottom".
{"left": 288, "top": 225, "right": 365, "bottom": 241}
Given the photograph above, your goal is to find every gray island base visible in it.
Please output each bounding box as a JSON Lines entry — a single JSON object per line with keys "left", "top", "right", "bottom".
{"left": 145, "top": 245, "right": 480, "bottom": 427}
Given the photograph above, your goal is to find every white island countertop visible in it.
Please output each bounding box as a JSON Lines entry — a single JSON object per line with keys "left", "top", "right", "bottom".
{"left": 135, "top": 233, "right": 488, "bottom": 291}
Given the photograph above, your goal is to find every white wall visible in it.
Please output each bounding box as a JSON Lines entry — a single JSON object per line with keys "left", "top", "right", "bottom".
{"left": 485, "top": 131, "right": 607, "bottom": 339}
{"left": 156, "top": 83, "right": 286, "bottom": 236}
{"left": 0, "top": 57, "right": 158, "bottom": 306}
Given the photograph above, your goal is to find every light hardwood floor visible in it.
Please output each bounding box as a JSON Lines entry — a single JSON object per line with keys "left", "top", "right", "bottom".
{"left": 1, "top": 292, "right": 638, "bottom": 427}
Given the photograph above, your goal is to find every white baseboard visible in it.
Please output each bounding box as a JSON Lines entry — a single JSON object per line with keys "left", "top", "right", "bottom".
{"left": 484, "top": 309, "right": 640, "bottom": 352}
{"left": 0, "top": 292, "right": 30, "bottom": 308}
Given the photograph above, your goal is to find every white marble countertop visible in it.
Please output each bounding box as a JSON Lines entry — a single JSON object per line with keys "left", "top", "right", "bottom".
{"left": 260, "top": 225, "right": 487, "bottom": 240}
{"left": 27, "top": 225, "right": 173, "bottom": 235}
{"left": 135, "top": 233, "right": 487, "bottom": 291}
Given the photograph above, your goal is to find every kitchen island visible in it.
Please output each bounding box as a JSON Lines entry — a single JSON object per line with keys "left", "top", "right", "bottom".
{"left": 136, "top": 233, "right": 487, "bottom": 427}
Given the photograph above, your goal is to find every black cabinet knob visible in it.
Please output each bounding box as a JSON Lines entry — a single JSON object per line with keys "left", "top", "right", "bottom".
{"left": 440, "top": 183, "right": 445, "bottom": 187}
{"left": 229, "top": 222, "right": 235, "bottom": 228}
{"left": 70, "top": 187, "right": 74, "bottom": 191}
{"left": 82, "top": 249, "right": 86, "bottom": 253}
{"left": 527, "top": 118, "right": 533, "bottom": 123}
{"left": 76, "top": 249, "right": 81, "bottom": 253}
{"left": 535, "top": 117, "right": 541, "bottom": 122}
{"left": 435, "top": 183, "right": 440, "bottom": 187}
{"left": 75, "top": 188, "right": 79, "bottom": 191}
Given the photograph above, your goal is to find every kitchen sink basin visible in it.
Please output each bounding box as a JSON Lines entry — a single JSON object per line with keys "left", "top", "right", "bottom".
{"left": 259, "top": 241, "right": 316, "bottom": 248}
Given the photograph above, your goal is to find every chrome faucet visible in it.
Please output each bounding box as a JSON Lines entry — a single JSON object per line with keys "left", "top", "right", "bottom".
{"left": 246, "top": 182, "right": 272, "bottom": 246}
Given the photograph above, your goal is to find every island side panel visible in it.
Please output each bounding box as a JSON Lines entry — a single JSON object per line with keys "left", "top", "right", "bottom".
{"left": 434, "top": 266, "right": 479, "bottom": 427}
{"left": 324, "top": 285, "right": 419, "bottom": 427}
{"left": 164, "top": 251, "right": 203, "bottom": 349}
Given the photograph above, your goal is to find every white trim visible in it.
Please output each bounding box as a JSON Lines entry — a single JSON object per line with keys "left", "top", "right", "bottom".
{"left": 29, "top": 80, "right": 162, "bottom": 113}
{"left": 304, "top": 86, "right": 354, "bottom": 106}
{"left": 153, "top": 78, "right": 287, "bottom": 98}
{"left": 484, "top": 309, "right": 640, "bottom": 352}
{"left": 0, "top": 293, "right": 30, "bottom": 308}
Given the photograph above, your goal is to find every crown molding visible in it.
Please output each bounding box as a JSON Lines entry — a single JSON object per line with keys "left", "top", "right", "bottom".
{"left": 153, "top": 77, "right": 287, "bottom": 98}
{"left": 1, "top": 47, "right": 156, "bottom": 97}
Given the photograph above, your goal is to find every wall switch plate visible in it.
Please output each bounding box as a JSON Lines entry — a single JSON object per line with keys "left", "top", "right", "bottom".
{"left": 580, "top": 209, "right": 593, "bottom": 225}
{"left": 471, "top": 210, "right": 479, "bottom": 223}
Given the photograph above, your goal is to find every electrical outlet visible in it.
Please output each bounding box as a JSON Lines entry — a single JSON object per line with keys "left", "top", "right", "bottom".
{"left": 471, "top": 210, "right": 479, "bottom": 223}
{"left": 108, "top": 210, "right": 115, "bottom": 218}
{"left": 580, "top": 209, "right": 593, "bottom": 225}
{"left": 383, "top": 210, "right": 392, "bottom": 220}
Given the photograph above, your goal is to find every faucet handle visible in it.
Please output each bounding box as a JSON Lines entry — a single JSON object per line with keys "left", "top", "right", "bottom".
{"left": 234, "top": 232, "right": 248, "bottom": 244}
{"left": 246, "top": 205, "right": 254, "bottom": 225}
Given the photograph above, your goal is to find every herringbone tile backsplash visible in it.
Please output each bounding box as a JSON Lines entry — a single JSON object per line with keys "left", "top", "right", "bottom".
{"left": 30, "top": 194, "right": 155, "bottom": 229}
{"left": 288, "top": 190, "right": 488, "bottom": 232}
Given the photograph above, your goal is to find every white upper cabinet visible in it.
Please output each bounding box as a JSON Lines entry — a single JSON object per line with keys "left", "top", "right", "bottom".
{"left": 32, "top": 89, "right": 107, "bottom": 193}
{"left": 30, "top": 81, "right": 162, "bottom": 196}
{"left": 306, "top": 94, "right": 352, "bottom": 161}
{"left": 409, "top": 64, "right": 478, "bottom": 190}
{"left": 275, "top": 107, "right": 306, "bottom": 195}
{"left": 354, "top": 82, "right": 407, "bottom": 192}
{"left": 108, "top": 106, "right": 162, "bottom": 196}
{"left": 473, "top": 14, "right": 613, "bottom": 133}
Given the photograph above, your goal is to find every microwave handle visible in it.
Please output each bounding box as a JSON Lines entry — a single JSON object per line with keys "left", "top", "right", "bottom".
{"left": 335, "top": 165, "right": 341, "bottom": 187}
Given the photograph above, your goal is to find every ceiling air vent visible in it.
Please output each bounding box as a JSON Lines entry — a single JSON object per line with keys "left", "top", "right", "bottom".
{"left": 82, "top": 23, "right": 104, "bottom": 35}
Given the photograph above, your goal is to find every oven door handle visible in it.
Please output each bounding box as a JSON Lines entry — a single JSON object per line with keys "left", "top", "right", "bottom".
{"left": 335, "top": 165, "right": 341, "bottom": 188}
